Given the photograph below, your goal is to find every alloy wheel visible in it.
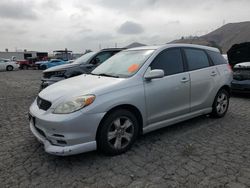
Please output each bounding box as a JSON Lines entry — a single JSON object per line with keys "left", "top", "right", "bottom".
{"left": 216, "top": 92, "right": 228, "bottom": 115}
{"left": 107, "top": 116, "right": 134, "bottom": 150}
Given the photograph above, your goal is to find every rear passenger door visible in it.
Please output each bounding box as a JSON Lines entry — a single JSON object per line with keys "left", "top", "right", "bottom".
{"left": 183, "top": 48, "right": 219, "bottom": 112}
{"left": 144, "top": 48, "right": 190, "bottom": 125}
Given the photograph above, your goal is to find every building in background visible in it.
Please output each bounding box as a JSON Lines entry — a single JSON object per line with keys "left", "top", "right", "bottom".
{"left": 53, "top": 49, "right": 73, "bottom": 61}
{"left": 0, "top": 49, "right": 48, "bottom": 61}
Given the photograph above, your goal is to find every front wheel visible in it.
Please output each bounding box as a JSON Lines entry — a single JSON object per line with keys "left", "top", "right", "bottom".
{"left": 6, "top": 65, "right": 14, "bottom": 71}
{"left": 97, "top": 109, "right": 139, "bottom": 155}
{"left": 40, "top": 65, "right": 47, "bottom": 70}
{"left": 211, "top": 89, "right": 229, "bottom": 118}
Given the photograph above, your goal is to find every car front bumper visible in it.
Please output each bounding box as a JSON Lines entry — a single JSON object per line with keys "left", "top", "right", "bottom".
{"left": 29, "top": 102, "right": 105, "bottom": 156}
{"left": 29, "top": 121, "right": 96, "bottom": 156}
{"left": 231, "top": 79, "right": 250, "bottom": 93}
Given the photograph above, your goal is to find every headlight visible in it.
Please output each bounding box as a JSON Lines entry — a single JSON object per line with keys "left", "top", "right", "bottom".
{"left": 53, "top": 70, "right": 66, "bottom": 77}
{"left": 53, "top": 95, "right": 95, "bottom": 114}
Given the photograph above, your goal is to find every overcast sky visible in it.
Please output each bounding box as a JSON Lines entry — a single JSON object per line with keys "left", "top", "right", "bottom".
{"left": 0, "top": 0, "right": 250, "bottom": 53}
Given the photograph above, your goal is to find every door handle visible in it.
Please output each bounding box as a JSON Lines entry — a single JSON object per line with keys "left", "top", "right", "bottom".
{"left": 181, "top": 77, "right": 189, "bottom": 83}
{"left": 211, "top": 71, "right": 217, "bottom": 76}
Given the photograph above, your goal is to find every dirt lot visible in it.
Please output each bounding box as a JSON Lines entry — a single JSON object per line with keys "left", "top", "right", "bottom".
{"left": 0, "top": 70, "right": 250, "bottom": 188}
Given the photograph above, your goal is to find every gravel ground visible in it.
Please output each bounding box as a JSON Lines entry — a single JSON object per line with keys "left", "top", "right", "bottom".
{"left": 0, "top": 70, "right": 250, "bottom": 188}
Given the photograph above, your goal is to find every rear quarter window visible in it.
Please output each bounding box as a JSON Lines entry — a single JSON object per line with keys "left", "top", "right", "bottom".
{"left": 207, "top": 51, "right": 227, "bottom": 65}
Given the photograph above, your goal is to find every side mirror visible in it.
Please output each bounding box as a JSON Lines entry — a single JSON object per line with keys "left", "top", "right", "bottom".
{"left": 144, "top": 69, "right": 164, "bottom": 80}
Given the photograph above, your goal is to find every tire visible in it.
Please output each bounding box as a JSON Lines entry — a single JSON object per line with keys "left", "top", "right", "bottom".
{"left": 6, "top": 65, "right": 14, "bottom": 71}
{"left": 211, "top": 89, "right": 229, "bottom": 118}
{"left": 23, "top": 65, "right": 29, "bottom": 70}
{"left": 40, "top": 65, "right": 47, "bottom": 70}
{"left": 97, "top": 109, "right": 139, "bottom": 155}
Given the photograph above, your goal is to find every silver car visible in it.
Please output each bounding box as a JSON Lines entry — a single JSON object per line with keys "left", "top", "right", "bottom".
{"left": 29, "top": 44, "right": 232, "bottom": 156}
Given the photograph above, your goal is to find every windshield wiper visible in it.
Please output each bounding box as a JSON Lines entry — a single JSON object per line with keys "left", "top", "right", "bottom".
{"left": 90, "top": 73, "right": 119, "bottom": 78}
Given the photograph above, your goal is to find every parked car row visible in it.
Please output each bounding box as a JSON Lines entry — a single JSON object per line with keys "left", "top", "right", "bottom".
{"left": 0, "top": 58, "right": 71, "bottom": 71}
{"left": 29, "top": 44, "right": 233, "bottom": 156}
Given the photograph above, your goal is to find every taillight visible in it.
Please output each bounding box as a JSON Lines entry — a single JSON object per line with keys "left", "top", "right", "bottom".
{"left": 227, "top": 64, "right": 233, "bottom": 72}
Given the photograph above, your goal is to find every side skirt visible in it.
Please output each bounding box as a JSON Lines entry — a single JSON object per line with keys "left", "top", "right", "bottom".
{"left": 143, "top": 108, "right": 212, "bottom": 134}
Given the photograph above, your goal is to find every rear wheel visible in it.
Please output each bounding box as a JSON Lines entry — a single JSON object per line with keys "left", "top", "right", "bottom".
{"left": 97, "top": 109, "right": 139, "bottom": 155}
{"left": 6, "top": 65, "right": 14, "bottom": 71}
{"left": 211, "top": 89, "right": 229, "bottom": 118}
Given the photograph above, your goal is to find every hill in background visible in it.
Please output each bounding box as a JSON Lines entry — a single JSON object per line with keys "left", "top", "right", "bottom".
{"left": 172, "top": 21, "right": 250, "bottom": 53}
{"left": 124, "top": 42, "right": 146, "bottom": 48}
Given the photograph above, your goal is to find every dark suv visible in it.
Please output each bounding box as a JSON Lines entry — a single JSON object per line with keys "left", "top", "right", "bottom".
{"left": 227, "top": 42, "right": 250, "bottom": 93}
{"left": 41, "top": 48, "right": 125, "bottom": 90}
{"left": 231, "top": 62, "right": 250, "bottom": 93}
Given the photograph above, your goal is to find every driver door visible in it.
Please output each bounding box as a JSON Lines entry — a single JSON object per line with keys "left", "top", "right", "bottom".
{"left": 144, "top": 48, "right": 190, "bottom": 125}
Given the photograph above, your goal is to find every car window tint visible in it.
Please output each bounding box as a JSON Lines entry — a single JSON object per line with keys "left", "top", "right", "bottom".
{"left": 150, "top": 48, "right": 184, "bottom": 76}
{"left": 207, "top": 50, "right": 227, "bottom": 65}
{"left": 95, "top": 52, "right": 113, "bottom": 64}
{"left": 184, "top": 48, "right": 210, "bottom": 71}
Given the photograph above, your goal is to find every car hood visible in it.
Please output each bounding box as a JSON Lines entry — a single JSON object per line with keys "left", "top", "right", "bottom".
{"left": 35, "top": 61, "right": 48, "bottom": 65}
{"left": 43, "top": 63, "right": 79, "bottom": 72}
{"left": 39, "top": 74, "right": 125, "bottom": 102}
{"left": 234, "top": 62, "right": 250, "bottom": 69}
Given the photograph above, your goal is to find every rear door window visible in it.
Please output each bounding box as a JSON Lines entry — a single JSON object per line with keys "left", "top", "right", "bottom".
{"left": 150, "top": 48, "right": 184, "bottom": 76}
{"left": 184, "top": 48, "right": 210, "bottom": 71}
{"left": 207, "top": 51, "right": 227, "bottom": 65}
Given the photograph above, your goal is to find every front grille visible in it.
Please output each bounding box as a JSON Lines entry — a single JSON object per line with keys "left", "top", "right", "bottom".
{"left": 37, "top": 96, "right": 52, "bottom": 111}
{"left": 43, "top": 71, "right": 65, "bottom": 79}
{"left": 233, "top": 70, "right": 250, "bottom": 80}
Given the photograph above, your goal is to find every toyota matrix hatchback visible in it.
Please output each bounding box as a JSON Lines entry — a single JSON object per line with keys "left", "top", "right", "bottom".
{"left": 29, "top": 44, "right": 232, "bottom": 156}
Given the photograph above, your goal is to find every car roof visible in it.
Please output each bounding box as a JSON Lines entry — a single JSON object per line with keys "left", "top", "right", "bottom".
{"left": 101, "top": 48, "right": 126, "bottom": 52}
{"left": 125, "top": 43, "right": 220, "bottom": 52}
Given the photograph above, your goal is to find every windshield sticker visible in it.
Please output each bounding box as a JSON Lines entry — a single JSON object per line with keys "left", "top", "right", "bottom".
{"left": 128, "top": 64, "right": 139, "bottom": 73}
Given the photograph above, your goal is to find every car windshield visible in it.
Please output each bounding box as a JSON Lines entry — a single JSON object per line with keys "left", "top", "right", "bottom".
{"left": 91, "top": 50, "right": 155, "bottom": 78}
{"left": 73, "top": 52, "right": 96, "bottom": 64}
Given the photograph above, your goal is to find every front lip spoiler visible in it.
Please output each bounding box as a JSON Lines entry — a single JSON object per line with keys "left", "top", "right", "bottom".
{"left": 29, "top": 122, "right": 97, "bottom": 156}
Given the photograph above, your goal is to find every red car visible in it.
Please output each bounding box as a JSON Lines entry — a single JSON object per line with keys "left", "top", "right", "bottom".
{"left": 17, "top": 59, "right": 38, "bottom": 69}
